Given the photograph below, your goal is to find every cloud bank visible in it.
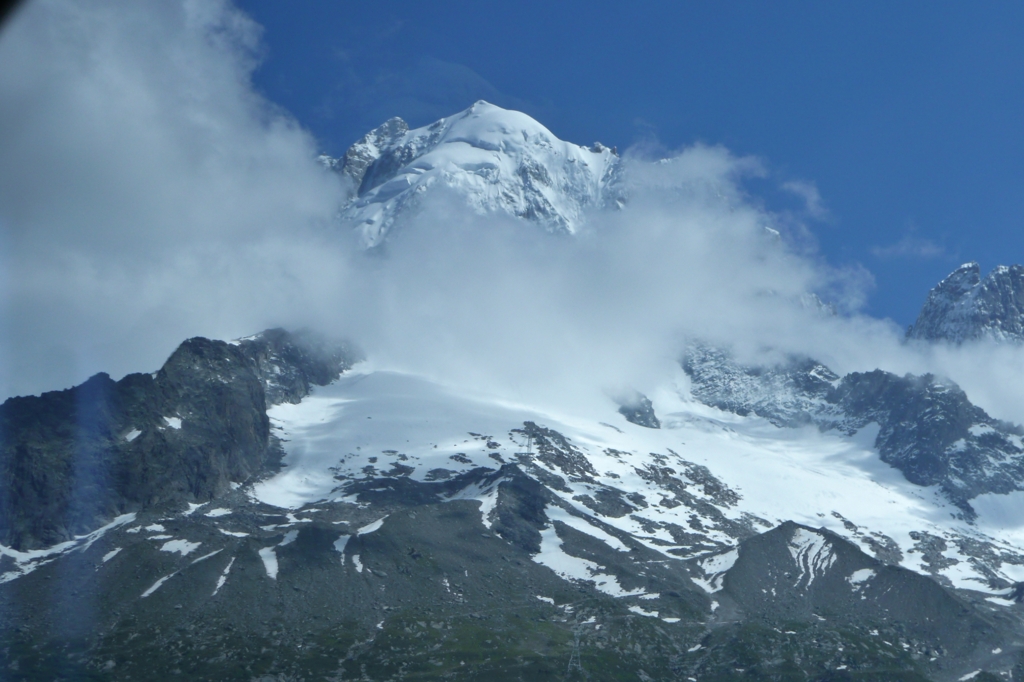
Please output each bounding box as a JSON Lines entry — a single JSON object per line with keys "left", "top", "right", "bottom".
{"left": 3, "top": 0, "right": 1024, "bottom": 431}
{"left": 0, "top": 0, "right": 349, "bottom": 396}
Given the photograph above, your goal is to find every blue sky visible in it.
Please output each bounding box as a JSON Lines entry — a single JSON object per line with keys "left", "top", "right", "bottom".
{"left": 239, "top": 1, "right": 1024, "bottom": 326}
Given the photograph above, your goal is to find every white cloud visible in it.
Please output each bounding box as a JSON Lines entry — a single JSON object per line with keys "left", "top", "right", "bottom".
{"left": 4, "top": 0, "right": 1024, "bottom": 437}
{"left": 781, "top": 180, "right": 828, "bottom": 219}
{"left": 0, "top": 0, "right": 349, "bottom": 397}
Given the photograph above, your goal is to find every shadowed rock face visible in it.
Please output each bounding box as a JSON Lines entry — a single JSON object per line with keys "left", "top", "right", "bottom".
{"left": 719, "top": 522, "right": 996, "bottom": 653}
{"left": 908, "top": 262, "right": 1024, "bottom": 344}
{"left": 0, "top": 329, "right": 359, "bottom": 550}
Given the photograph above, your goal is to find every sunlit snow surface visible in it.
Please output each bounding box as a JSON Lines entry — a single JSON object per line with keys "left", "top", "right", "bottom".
{"left": 252, "top": 365, "right": 1024, "bottom": 594}
{"left": 341, "top": 101, "right": 620, "bottom": 247}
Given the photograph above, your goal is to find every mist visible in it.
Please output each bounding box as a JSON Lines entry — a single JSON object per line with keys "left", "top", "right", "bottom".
{"left": 3, "top": 0, "right": 1024, "bottom": 432}
{"left": 0, "top": 0, "right": 350, "bottom": 397}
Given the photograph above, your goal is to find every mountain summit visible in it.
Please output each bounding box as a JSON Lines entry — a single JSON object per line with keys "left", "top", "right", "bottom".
{"left": 325, "top": 101, "right": 624, "bottom": 247}
{"left": 907, "top": 262, "right": 1024, "bottom": 343}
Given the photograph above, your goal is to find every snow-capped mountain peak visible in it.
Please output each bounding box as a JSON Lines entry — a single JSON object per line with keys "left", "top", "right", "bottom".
{"left": 907, "top": 261, "right": 1024, "bottom": 343}
{"left": 329, "top": 101, "right": 624, "bottom": 247}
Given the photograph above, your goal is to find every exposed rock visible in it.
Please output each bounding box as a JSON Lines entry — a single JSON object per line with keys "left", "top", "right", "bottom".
{"left": 683, "top": 343, "right": 838, "bottom": 428}
{"left": 615, "top": 390, "right": 660, "bottom": 429}
{"left": 908, "top": 262, "right": 1024, "bottom": 344}
{"left": 0, "top": 329, "right": 358, "bottom": 549}
{"left": 683, "top": 345, "right": 1024, "bottom": 514}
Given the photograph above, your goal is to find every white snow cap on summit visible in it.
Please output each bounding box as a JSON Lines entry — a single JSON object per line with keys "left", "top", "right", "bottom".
{"left": 337, "top": 101, "right": 623, "bottom": 247}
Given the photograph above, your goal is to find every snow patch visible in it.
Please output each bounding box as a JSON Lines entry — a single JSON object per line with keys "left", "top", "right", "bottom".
{"left": 986, "top": 597, "right": 1016, "bottom": 607}
{"left": 788, "top": 528, "right": 835, "bottom": 587}
{"left": 160, "top": 540, "right": 201, "bottom": 556}
{"left": 545, "top": 505, "right": 630, "bottom": 553}
{"left": 848, "top": 568, "right": 875, "bottom": 587}
{"left": 125, "top": 428, "right": 141, "bottom": 442}
{"left": 259, "top": 547, "right": 279, "bottom": 579}
{"left": 357, "top": 517, "right": 388, "bottom": 535}
{"left": 213, "top": 557, "right": 235, "bottom": 596}
{"left": 333, "top": 535, "right": 350, "bottom": 562}
{"left": 164, "top": 417, "right": 182, "bottom": 429}
{"left": 140, "top": 575, "right": 172, "bottom": 598}
{"left": 693, "top": 548, "right": 739, "bottom": 593}
{"left": 218, "top": 529, "right": 249, "bottom": 538}
{"left": 0, "top": 513, "right": 136, "bottom": 584}
{"left": 189, "top": 550, "right": 222, "bottom": 567}
{"left": 204, "top": 508, "right": 231, "bottom": 518}
{"left": 352, "top": 554, "right": 363, "bottom": 573}
{"left": 532, "top": 516, "right": 645, "bottom": 597}
{"left": 101, "top": 548, "right": 121, "bottom": 563}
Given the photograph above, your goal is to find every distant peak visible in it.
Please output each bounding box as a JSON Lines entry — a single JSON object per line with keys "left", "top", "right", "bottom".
{"left": 908, "top": 261, "right": 1024, "bottom": 344}
{"left": 333, "top": 103, "right": 625, "bottom": 247}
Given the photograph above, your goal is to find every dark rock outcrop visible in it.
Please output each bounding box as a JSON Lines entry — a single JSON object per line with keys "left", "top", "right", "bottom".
{"left": 0, "top": 329, "right": 358, "bottom": 549}
{"left": 614, "top": 390, "right": 661, "bottom": 429}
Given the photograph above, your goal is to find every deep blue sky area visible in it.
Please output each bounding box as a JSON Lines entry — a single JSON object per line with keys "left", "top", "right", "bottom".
{"left": 239, "top": 1, "right": 1024, "bottom": 327}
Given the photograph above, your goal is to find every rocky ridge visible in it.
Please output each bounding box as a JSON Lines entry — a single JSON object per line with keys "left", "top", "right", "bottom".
{"left": 684, "top": 344, "right": 1024, "bottom": 516}
{"left": 0, "top": 329, "right": 359, "bottom": 550}
{"left": 908, "top": 262, "right": 1024, "bottom": 344}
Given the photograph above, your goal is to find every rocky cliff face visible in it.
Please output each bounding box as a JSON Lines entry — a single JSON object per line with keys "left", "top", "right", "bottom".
{"left": 908, "top": 262, "right": 1024, "bottom": 344}
{"left": 683, "top": 344, "right": 1024, "bottom": 516}
{"left": 0, "top": 329, "right": 358, "bottom": 550}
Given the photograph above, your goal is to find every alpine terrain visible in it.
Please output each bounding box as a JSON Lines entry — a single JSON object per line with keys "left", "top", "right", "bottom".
{"left": 4, "top": 103, "right": 1024, "bottom": 682}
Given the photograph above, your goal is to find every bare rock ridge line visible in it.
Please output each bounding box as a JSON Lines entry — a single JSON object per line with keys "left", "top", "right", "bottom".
{"left": 908, "top": 262, "right": 1024, "bottom": 344}
{"left": 684, "top": 343, "right": 1024, "bottom": 517}
{"left": 0, "top": 328, "right": 359, "bottom": 550}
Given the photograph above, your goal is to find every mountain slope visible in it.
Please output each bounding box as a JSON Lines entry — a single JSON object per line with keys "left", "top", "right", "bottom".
{"left": 326, "top": 101, "right": 624, "bottom": 247}
{"left": 0, "top": 329, "right": 359, "bottom": 550}
{"left": 908, "top": 262, "right": 1024, "bottom": 344}
{"left": 684, "top": 344, "right": 1024, "bottom": 517}
{"left": 4, "top": 360, "right": 1024, "bottom": 680}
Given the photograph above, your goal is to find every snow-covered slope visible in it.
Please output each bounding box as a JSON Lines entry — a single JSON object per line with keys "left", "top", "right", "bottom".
{"left": 6, "top": 343, "right": 1024, "bottom": 679}
{"left": 684, "top": 344, "right": 1024, "bottom": 514}
{"left": 908, "top": 262, "right": 1024, "bottom": 344}
{"left": 253, "top": 365, "right": 1024, "bottom": 597}
{"left": 329, "top": 101, "right": 624, "bottom": 247}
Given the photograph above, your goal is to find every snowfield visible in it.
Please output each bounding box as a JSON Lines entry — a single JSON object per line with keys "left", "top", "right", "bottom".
{"left": 253, "top": 364, "right": 1024, "bottom": 596}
